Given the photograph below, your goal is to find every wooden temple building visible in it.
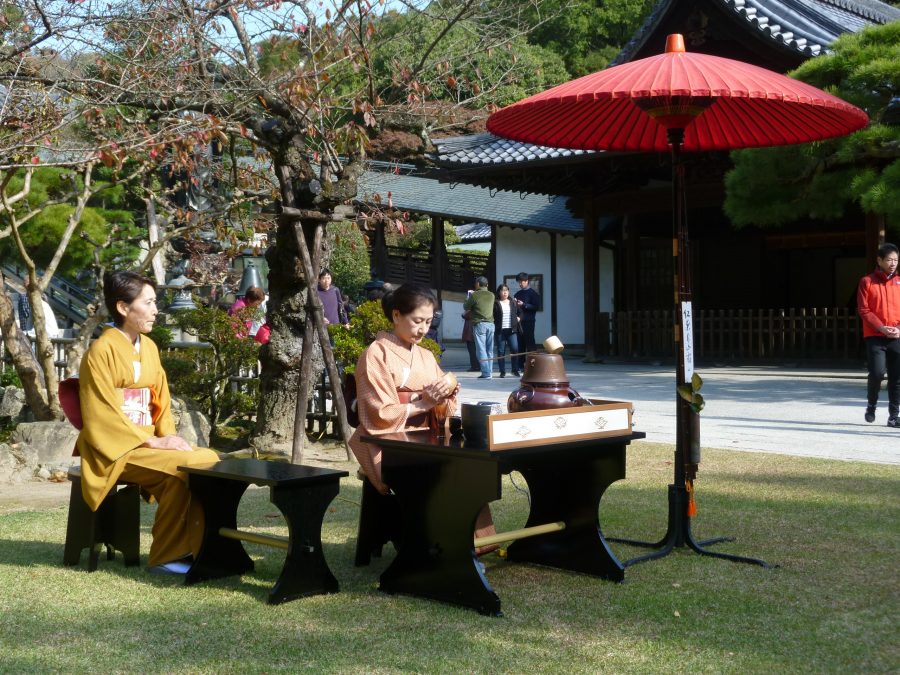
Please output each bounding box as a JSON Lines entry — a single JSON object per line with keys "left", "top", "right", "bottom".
{"left": 362, "top": 0, "right": 900, "bottom": 361}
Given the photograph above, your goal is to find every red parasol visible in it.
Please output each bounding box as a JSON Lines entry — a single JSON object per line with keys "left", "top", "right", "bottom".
{"left": 487, "top": 34, "right": 868, "bottom": 152}
{"left": 487, "top": 34, "right": 868, "bottom": 569}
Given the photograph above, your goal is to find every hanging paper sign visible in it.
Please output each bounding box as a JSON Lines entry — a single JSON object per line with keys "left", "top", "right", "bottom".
{"left": 681, "top": 301, "right": 694, "bottom": 381}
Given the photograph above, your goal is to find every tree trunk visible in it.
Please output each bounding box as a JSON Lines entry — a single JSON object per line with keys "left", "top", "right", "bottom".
{"left": 0, "top": 286, "right": 51, "bottom": 419}
{"left": 26, "top": 284, "right": 62, "bottom": 419}
{"left": 250, "top": 211, "right": 315, "bottom": 455}
{"left": 250, "top": 141, "right": 356, "bottom": 459}
{"left": 146, "top": 195, "right": 167, "bottom": 286}
{"left": 64, "top": 305, "right": 107, "bottom": 378}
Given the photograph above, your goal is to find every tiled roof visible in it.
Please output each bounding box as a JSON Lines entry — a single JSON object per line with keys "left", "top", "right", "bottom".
{"left": 455, "top": 223, "right": 492, "bottom": 241}
{"left": 430, "top": 133, "right": 595, "bottom": 168}
{"left": 357, "top": 170, "right": 584, "bottom": 235}
{"left": 613, "top": 0, "right": 900, "bottom": 65}
{"left": 431, "top": 133, "right": 604, "bottom": 172}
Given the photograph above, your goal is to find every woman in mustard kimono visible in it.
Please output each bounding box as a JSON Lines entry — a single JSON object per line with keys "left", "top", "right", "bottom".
{"left": 76, "top": 271, "right": 219, "bottom": 573}
{"left": 348, "top": 283, "right": 497, "bottom": 549}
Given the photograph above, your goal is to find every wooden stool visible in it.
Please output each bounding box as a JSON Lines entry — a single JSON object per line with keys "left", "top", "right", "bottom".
{"left": 354, "top": 473, "right": 402, "bottom": 567}
{"left": 63, "top": 466, "right": 141, "bottom": 571}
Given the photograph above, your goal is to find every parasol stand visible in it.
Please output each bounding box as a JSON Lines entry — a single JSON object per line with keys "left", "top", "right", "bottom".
{"left": 606, "top": 123, "right": 770, "bottom": 568}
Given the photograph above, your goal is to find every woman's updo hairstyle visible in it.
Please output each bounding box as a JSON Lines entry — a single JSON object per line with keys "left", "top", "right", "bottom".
{"left": 104, "top": 270, "right": 156, "bottom": 326}
{"left": 381, "top": 283, "right": 436, "bottom": 321}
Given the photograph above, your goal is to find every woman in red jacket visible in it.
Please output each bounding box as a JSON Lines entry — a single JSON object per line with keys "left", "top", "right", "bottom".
{"left": 857, "top": 243, "right": 900, "bottom": 427}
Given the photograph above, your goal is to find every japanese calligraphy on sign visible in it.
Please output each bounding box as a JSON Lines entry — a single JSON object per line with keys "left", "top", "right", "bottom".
{"left": 681, "top": 301, "right": 694, "bottom": 381}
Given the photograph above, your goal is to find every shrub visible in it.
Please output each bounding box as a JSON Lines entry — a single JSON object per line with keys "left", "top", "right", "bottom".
{"left": 162, "top": 305, "right": 261, "bottom": 434}
{"left": 326, "top": 221, "right": 370, "bottom": 301}
{"left": 329, "top": 299, "right": 442, "bottom": 374}
{"left": 0, "top": 368, "right": 22, "bottom": 388}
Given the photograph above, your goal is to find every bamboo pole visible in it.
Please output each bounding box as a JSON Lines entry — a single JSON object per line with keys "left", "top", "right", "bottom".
{"left": 291, "top": 222, "right": 353, "bottom": 455}
{"left": 219, "top": 527, "right": 290, "bottom": 550}
{"left": 472, "top": 521, "right": 565, "bottom": 548}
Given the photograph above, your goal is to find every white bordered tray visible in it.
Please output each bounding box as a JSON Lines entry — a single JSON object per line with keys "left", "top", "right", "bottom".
{"left": 487, "top": 399, "right": 633, "bottom": 450}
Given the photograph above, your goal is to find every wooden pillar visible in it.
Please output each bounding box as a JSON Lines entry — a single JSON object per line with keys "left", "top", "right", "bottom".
{"left": 865, "top": 211, "right": 886, "bottom": 269}
{"left": 371, "top": 220, "right": 389, "bottom": 281}
{"left": 487, "top": 225, "right": 497, "bottom": 286}
{"left": 550, "top": 232, "right": 558, "bottom": 337}
{"left": 623, "top": 215, "right": 639, "bottom": 311}
{"left": 430, "top": 216, "right": 446, "bottom": 303}
{"left": 583, "top": 198, "right": 600, "bottom": 361}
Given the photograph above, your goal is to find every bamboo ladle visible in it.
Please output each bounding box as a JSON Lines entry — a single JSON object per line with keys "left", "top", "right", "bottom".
{"left": 479, "top": 335, "right": 564, "bottom": 362}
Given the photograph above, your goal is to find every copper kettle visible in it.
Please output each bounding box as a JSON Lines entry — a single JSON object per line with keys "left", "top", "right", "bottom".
{"left": 507, "top": 353, "right": 587, "bottom": 413}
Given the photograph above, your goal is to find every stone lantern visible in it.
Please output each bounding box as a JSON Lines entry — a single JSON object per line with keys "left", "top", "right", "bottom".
{"left": 167, "top": 274, "right": 197, "bottom": 311}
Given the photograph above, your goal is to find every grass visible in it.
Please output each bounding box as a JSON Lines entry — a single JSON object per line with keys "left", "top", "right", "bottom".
{"left": 0, "top": 442, "right": 897, "bottom": 673}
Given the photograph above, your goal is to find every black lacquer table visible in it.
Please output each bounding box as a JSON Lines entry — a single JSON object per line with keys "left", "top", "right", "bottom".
{"left": 363, "top": 430, "right": 645, "bottom": 615}
{"left": 179, "top": 458, "right": 347, "bottom": 604}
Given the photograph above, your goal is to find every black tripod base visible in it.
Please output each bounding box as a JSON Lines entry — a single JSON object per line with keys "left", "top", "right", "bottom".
{"left": 607, "top": 484, "right": 772, "bottom": 569}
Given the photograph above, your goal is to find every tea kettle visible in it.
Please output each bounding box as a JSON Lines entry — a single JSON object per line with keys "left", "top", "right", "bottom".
{"left": 507, "top": 352, "right": 587, "bottom": 413}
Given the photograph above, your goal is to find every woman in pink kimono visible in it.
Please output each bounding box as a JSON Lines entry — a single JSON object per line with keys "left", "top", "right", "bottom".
{"left": 348, "top": 283, "right": 496, "bottom": 547}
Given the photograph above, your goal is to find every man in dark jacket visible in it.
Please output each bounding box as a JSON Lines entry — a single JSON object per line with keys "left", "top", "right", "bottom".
{"left": 857, "top": 242, "right": 900, "bottom": 427}
{"left": 514, "top": 272, "right": 541, "bottom": 373}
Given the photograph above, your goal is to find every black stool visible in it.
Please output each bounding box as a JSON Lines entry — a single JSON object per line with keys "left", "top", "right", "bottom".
{"left": 354, "top": 474, "right": 402, "bottom": 566}
{"left": 63, "top": 466, "right": 141, "bottom": 571}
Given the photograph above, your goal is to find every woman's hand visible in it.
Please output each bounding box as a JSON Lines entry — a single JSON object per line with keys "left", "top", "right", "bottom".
{"left": 422, "top": 377, "right": 456, "bottom": 405}
{"left": 143, "top": 434, "right": 193, "bottom": 452}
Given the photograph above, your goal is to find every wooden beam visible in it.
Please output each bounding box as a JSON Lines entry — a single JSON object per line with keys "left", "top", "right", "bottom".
{"left": 487, "top": 224, "right": 497, "bottom": 285}
{"left": 280, "top": 206, "right": 329, "bottom": 223}
{"left": 590, "top": 182, "right": 725, "bottom": 215}
{"left": 865, "top": 212, "right": 885, "bottom": 267}
{"left": 765, "top": 231, "right": 866, "bottom": 250}
{"left": 583, "top": 198, "right": 599, "bottom": 361}
{"left": 431, "top": 215, "right": 445, "bottom": 301}
{"left": 550, "top": 232, "right": 558, "bottom": 337}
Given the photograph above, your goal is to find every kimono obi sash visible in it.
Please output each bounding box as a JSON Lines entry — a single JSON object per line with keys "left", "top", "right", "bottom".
{"left": 398, "top": 388, "right": 428, "bottom": 428}
{"left": 116, "top": 386, "right": 162, "bottom": 427}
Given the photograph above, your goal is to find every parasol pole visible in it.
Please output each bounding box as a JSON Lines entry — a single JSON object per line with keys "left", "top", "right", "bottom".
{"left": 609, "top": 124, "right": 769, "bottom": 569}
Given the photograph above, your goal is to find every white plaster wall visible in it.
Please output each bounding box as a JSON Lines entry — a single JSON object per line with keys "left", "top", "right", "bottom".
{"left": 495, "top": 227, "right": 553, "bottom": 343}
{"left": 440, "top": 229, "right": 616, "bottom": 347}
{"left": 441, "top": 298, "right": 467, "bottom": 341}
{"left": 555, "top": 235, "right": 585, "bottom": 345}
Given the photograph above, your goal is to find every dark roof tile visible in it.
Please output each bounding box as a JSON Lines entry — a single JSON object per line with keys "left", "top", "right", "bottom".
{"left": 455, "top": 223, "right": 492, "bottom": 241}
{"left": 431, "top": 133, "right": 595, "bottom": 169}
{"left": 613, "top": 0, "right": 900, "bottom": 65}
{"left": 357, "top": 170, "right": 583, "bottom": 235}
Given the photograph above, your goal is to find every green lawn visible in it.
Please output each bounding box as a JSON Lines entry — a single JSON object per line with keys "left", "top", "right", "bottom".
{"left": 1, "top": 443, "right": 897, "bottom": 673}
